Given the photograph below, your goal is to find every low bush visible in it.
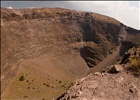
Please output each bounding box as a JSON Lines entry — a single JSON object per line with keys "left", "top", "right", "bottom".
{"left": 59, "top": 80, "right": 61, "bottom": 83}
{"left": 129, "top": 58, "right": 140, "bottom": 74}
{"left": 19, "top": 75, "right": 25, "bottom": 81}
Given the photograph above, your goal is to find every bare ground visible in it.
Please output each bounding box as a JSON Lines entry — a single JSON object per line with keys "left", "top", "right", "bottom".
{"left": 59, "top": 66, "right": 140, "bottom": 100}
{"left": 1, "top": 52, "right": 89, "bottom": 100}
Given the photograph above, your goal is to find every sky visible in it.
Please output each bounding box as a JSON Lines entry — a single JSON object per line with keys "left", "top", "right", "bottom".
{"left": 1, "top": 1, "right": 140, "bottom": 30}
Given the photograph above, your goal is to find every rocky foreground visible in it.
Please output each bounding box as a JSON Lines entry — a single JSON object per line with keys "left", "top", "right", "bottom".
{"left": 58, "top": 47, "right": 140, "bottom": 100}
{"left": 58, "top": 65, "right": 140, "bottom": 100}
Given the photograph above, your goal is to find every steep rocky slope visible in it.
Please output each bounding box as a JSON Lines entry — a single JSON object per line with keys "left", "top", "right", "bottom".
{"left": 58, "top": 65, "right": 140, "bottom": 100}
{"left": 58, "top": 48, "right": 140, "bottom": 100}
{"left": 1, "top": 7, "right": 139, "bottom": 99}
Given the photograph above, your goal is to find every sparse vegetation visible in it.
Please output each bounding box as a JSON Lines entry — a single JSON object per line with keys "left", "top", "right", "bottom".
{"left": 27, "top": 87, "right": 30, "bottom": 90}
{"left": 23, "top": 95, "right": 28, "bottom": 98}
{"left": 129, "top": 58, "right": 140, "bottom": 74}
{"left": 19, "top": 75, "right": 25, "bottom": 81}
{"left": 71, "top": 82, "right": 74, "bottom": 86}
{"left": 66, "top": 82, "right": 74, "bottom": 89}
{"left": 32, "top": 78, "right": 35, "bottom": 82}
{"left": 43, "top": 83, "right": 50, "bottom": 87}
{"left": 59, "top": 80, "right": 62, "bottom": 83}
{"left": 117, "top": 56, "right": 123, "bottom": 64}
{"left": 46, "top": 84, "right": 49, "bottom": 87}
{"left": 61, "top": 84, "right": 66, "bottom": 88}
{"left": 43, "top": 83, "right": 46, "bottom": 85}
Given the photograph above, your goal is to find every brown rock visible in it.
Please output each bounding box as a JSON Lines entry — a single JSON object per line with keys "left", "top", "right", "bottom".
{"left": 93, "top": 72, "right": 101, "bottom": 76}
{"left": 129, "top": 85, "right": 137, "bottom": 94}
{"left": 110, "top": 65, "right": 124, "bottom": 73}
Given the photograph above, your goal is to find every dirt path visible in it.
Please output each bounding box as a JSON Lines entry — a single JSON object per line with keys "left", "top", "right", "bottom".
{"left": 88, "top": 46, "right": 120, "bottom": 74}
{"left": 88, "top": 26, "right": 128, "bottom": 74}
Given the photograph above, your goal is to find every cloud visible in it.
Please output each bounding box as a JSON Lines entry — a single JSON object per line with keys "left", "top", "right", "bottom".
{"left": 27, "top": 7, "right": 35, "bottom": 9}
{"left": 6, "top": 6, "right": 13, "bottom": 9}
{"left": 66, "top": 1, "right": 139, "bottom": 29}
{"left": 1, "top": 1, "right": 139, "bottom": 29}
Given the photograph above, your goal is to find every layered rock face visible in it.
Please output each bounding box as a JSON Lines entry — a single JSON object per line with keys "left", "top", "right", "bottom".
{"left": 1, "top": 7, "right": 123, "bottom": 69}
{"left": 1, "top": 7, "right": 129, "bottom": 99}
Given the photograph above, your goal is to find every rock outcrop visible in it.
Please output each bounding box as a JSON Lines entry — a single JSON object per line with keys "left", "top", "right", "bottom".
{"left": 58, "top": 65, "right": 140, "bottom": 100}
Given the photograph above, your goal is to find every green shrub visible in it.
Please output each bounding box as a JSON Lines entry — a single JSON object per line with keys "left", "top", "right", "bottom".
{"left": 129, "top": 58, "right": 140, "bottom": 74}
{"left": 46, "top": 84, "right": 49, "bottom": 87}
{"left": 32, "top": 78, "right": 35, "bottom": 82}
{"left": 61, "top": 85, "right": 66, "bottom": 88}
{"left": 27, "top": 87, "right": 30, "bottom": 90}
{"left": 43, "top": 83, "right": 49, "bottom": 87}
{"left": 59, "top": 80, "right": 61, "bottom": 83}
{"left": 71, "top": 82, "right": 74, "bottom": 86}
{"left": 19, "top": 75, "right": 25, "bottom": 81}
{"left": 26, "top": 80, "right": 29, "bottom": 82}
{"left": 23, "top": 95, "right": 28, "bottom": 98}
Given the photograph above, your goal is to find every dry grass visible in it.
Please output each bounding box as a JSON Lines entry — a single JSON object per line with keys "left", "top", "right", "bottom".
{"left": 2, "top": 52, "right": 88, "bottom": 100}
{"left": 3, "top": 69, "right": 75, "bottom": 100}
{"left": 129, "top": 58, "right": 140, "bottom": 74}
